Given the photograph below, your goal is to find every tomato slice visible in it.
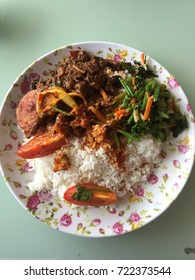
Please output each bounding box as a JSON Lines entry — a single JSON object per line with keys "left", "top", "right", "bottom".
{"left": 63, "top": 183, "right": 117, "bottom": 206}
{"left": 17, "top": 131, "right": 67, "bottom": 159}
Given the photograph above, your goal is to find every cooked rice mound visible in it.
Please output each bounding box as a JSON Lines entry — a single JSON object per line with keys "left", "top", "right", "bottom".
{"left": 28, "top": 135, "right": 162, "bottom": 198}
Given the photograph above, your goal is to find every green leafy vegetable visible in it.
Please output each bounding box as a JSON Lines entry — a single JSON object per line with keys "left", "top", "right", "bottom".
{"left": 120, "top": 61, "right": 158, "bottom": 78}
{"left": 170, "top": 115, "right": 188, "bottom": 137}
{"left": 111, "top": 56, "right": 188, "bottom": 143}
{"left": 119, "top": 77, "right": 134, "bottom": 97}
{"left": 51, "top": 106, "right": 71, "bottom": 116}
{"left": 113, "top": 131, "right": 121, "bottom": 148}
{"left": 117, "top": 129, "right": 140, "bottom": 143}
{"left": 72, "top": 184, "right": 93, "bottom": 202}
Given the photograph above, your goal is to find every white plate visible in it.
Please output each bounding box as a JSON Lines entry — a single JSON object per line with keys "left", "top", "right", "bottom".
{"left": 0, "top": 41, "right": 194, "bottom": 237}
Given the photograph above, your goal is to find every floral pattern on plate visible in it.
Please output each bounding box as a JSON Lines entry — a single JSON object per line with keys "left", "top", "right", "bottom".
{"left": 0, "top": 41, "right": 194, "bottom": 237}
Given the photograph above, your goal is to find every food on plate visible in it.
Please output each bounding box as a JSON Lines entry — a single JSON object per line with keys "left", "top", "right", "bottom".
{"left": 17, "top": 130, "right": 67, "bottom": 159}
{"left": 27, "top": 135, "right": 162, "bottom": 199}
{"left": 16, "top": 49, "right": 188, "bottom": 206}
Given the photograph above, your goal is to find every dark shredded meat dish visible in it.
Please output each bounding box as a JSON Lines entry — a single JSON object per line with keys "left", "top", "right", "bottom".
{"left": 16, "top": 49, "right": 128, "bottom": 171}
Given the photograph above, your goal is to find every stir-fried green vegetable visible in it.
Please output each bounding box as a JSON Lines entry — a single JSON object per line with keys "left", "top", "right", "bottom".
{"left": 110, "top": 57, "right": 188, "bottom": 144}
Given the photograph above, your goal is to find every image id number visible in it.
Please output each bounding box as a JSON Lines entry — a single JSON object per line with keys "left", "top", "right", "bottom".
{"left": 117, "top": 266, "right": 171, "bottom": 276}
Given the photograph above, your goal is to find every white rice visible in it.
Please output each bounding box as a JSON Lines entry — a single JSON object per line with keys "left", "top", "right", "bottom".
{"left": 27, "top": 135, "right": 162, "bottom": 199}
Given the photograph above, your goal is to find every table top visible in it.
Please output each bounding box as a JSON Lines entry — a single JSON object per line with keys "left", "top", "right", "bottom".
{"left": 0, "top": 0, "right": 195, "bottom": 260}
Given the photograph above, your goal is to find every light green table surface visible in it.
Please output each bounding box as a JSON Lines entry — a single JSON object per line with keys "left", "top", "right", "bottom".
{"left": 0, "top": 0, "right": 195, "bottom": 260}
